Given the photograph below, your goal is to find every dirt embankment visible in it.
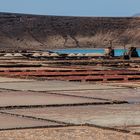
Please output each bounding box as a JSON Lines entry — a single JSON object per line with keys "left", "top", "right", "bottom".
{"left": 0, "top": 12, "right": 140, "bottom": 51}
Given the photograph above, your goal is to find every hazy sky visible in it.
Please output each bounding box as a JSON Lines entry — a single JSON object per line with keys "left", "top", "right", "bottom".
{"left": 0, "top": 0, "right": 140, "bottom": 17}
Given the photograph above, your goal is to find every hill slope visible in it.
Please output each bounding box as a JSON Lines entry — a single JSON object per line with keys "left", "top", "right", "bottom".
{"left": 0, "top": 12, "right": 140, "bottom": 51}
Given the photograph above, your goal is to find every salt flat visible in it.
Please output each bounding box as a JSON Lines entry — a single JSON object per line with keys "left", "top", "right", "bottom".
{"left": 0, "top": 77, "right": 139, "bottom": 136}
{"left": 0, "top": 77, "right": 34, "bottom": 83}
{"left": 0, "top": 80, "right": 125, "bottom": 91}
{"left": 0, "top": 91, "right": 108, "bottom": 107}
{"left": 0, "top": 113, "right": 61, "bottom": 130}
{"left": 5, "top": 104, "right": 140, "bottom": 129}
{"left": 53, "top": 88, "right": 140, "bottom": 103}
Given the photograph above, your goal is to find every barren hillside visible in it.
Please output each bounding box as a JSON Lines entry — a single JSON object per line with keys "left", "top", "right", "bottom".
{"left": 0, "top": 12, "right": 140, "bottom": 51}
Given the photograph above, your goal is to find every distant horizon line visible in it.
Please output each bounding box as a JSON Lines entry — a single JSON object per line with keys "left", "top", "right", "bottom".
{"left": 0, "top": 11, "right": 139, "bottom": 18}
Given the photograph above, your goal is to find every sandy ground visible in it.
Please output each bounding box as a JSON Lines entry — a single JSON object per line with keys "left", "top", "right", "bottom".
{"left": 0, "top": 127, "right": 139, "bottom": 140}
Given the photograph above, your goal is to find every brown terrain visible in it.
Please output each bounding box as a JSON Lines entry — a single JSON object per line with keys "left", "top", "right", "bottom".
{"left": 0, "top": 12, "right": 140, "bottom": 51}
{"left": 0, "top": 12, "right": 140, "bottom": 140}
{"left": 0, "top": 127, "right": 139, "bottom": 140}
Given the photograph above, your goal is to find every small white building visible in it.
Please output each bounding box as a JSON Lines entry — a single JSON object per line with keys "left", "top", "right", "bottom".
{"left": 104, "top": 48, "right": 110, "bottom": 56}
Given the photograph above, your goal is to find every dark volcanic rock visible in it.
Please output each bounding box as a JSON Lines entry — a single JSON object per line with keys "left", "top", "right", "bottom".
{"left": 0, "top": 12, "right": 140, "bottom": 51}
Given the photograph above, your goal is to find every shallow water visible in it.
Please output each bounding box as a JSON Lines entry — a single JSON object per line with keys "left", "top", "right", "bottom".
{"left": 53, "top": 49, "right": 140, "bottom": 57}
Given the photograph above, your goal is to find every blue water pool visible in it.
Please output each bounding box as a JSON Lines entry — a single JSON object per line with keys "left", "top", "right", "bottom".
{"left": 53, "top": 49, "right": 140, "bottom": 57}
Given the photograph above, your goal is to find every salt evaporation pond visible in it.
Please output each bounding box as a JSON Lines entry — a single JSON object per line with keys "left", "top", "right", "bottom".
{"left": 52, "top": 49, "right": 140, "bottom": 57}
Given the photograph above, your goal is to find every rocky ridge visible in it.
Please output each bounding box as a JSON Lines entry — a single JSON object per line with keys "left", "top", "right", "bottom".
{"left": 0, "top": 12, "right": 140, "bottom": 51}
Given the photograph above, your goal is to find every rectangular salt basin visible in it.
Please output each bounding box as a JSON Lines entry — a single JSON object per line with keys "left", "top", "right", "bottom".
{"left": 6, "top": 104, "right": 140, "bottom": 128}
{"left": 0, "top": 113, "right": 61, "bottom": 129}
{"left": 53, "top": 88, "right": 140, "bottom": 103}
{"left": 0, "top": 91, "right": 108, "bottom": 107}
{"left": 0, "top": 77, "right": 33, "bottom": 83}
{"left": 0, "top": 80, "right": 125, "bottom": 91}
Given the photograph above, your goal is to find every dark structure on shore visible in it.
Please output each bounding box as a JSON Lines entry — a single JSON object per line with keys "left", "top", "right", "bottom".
{"left": 128, "top": 47, "right": 139, "bottom": 57}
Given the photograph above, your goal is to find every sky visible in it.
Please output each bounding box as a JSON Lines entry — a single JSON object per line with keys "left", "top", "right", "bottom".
{"left": 0, "top": 0, "right": 140, "bottom": 17}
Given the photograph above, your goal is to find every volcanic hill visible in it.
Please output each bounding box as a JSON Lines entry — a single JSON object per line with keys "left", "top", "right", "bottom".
{"left": 0, "top": 12, "right": 140, "bottom": 51}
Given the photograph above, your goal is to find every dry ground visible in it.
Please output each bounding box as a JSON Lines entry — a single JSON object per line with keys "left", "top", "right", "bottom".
{"left": 0, "top": 127, "right": 139, "bottom": 140}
